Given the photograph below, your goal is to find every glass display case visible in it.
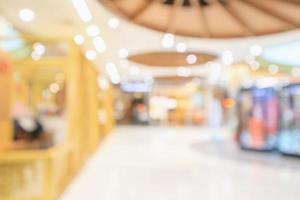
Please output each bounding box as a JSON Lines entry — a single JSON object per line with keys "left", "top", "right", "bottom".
{"left": 278, "top": 84, "right": 300, "bottom": 156}
{"left": 237, "top": 87, "right": 279, "bottom": 151}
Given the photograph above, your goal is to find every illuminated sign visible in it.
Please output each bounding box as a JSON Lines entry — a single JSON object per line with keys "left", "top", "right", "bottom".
{"left": 121, "top": 81, "right": 152, "bottom": 93}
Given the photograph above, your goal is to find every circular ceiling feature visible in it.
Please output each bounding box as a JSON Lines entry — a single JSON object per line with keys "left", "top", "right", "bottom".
{"left": 155, "top": 76, "right": 195, "bottom": 82}
{"left": 128, "top": 51, "right": 216, "bottom": 67}
{"left": 186, "top": 54, "right": 197, "bottom": 64}
{"left": 100, "top": 0, "right": 300, "bottom": 38}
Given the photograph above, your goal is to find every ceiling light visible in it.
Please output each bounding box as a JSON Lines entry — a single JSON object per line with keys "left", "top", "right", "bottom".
{"left": 118, "top": 48, "right": 129, "bottom": 58}
{"left": 86, "top": 25, "right": 100, "bottom": 37}
{"left": 19, "top": 9, "right": 35, "bottom": 22}
{"left": 105, "top": 62, "right": 120, "bottom": 84}
{"left": 73, "top": 34, "right": 85, "bottom": 45}
{"left": 249, "top": 45, "right": 263, "bottom": 56}
{"left": 177, "top": 67, "right": 191, "bottom": 77}
{"left": 49, "top": 83, "right": 60, "bottom": 94}
{"left": 161, "top": 33, "right": 174, "bottom": 48}
{"left": 98, "top": 77, "right": 109, "bottom": 90}
{"left": 85, "top": 50, "right": 97, "bottom": 60}
{"left": 186, "top": 54, "right": 197, "bottom": 65}
{"left": 71, "top": 0, "right": 92, "bottom": 23}
{"left": 249, "top": 60, "right": 260, "bottom": 71}
{"left": 33, "top": 43, "right": 45, "bottom": 56}
{"left": 93, "top": 36, "right": 106, "bottom": 53}
{"left": 176, "top": 43, "right": 187, "bottom": 53}
{"left": 221, "top": 50, "right": 233, "bottom": 65}
{"left": 268, "top": 64, "right": 279, "bottom": 75}
{"left": 108, "top": 17, "right": 120, "bottom": 29}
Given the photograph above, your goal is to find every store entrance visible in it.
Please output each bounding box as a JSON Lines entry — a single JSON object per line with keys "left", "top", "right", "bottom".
{"left": 114, "top": 77, "right": 233, "bottom": 127}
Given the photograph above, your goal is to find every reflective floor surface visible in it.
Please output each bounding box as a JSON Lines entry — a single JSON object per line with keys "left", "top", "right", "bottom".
{"left": 60, "top": 126, "right": 300, "bottom": 200}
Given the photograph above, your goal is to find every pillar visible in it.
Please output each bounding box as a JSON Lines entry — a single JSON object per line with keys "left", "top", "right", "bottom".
{"left": 0, "top": 53, "right": 13, "bottom": 149}
{"left": 103, "top": 84, "right": 115, "bottom": 134}
{"left": 82, "top": 60, "right": 101, "bottom": 152}
{"left": 66, "top": 42, "right": 85, "bottom": 166}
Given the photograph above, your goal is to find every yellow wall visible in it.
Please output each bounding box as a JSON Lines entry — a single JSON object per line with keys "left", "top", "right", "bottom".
{"left": 0, "top": 38, "right": 115, "bottom": 200}
{"left": 0, "top": 53, "right": 13, "bottom": 149}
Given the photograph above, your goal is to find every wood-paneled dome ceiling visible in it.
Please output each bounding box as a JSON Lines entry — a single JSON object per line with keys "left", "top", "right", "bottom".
{"left": 101, "top": 0, "right": 300, "bottom": 38}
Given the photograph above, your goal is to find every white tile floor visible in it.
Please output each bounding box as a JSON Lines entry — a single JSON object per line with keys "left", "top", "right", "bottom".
{"left": 60, "top": 126, "right": 300, "bottom": 200}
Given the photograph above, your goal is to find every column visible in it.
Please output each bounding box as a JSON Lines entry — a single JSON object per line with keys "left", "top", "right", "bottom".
{"left": 0, "top": 53, "right": 12, "bottom": 149}
{"left": 82, "top": 60, "right": 101, "bottom": 152}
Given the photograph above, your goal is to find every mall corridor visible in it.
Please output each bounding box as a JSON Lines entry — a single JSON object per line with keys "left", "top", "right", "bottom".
{"left": 1, "top": 1, "right": 300, "bottom": 199}
{"left": 60, "top": 126, "right": 300, "bottom": 200}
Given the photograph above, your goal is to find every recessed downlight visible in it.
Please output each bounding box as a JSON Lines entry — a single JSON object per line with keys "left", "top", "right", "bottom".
{"left": 186, "top": 54, "right": 197, "bottom": 64}
{"left": 86, "top": 25, "right": 100, "bottom": 37}
{"left": 19, "top": 9, "right": 35, "bottom": 22}
{"left": 108, "top": 17, "right": 120, "bottom": 29}
{"left": 161, "top": 33, "right": 175, "bottom": 48}
{"left": 74, "top": 34, "right": 85, "bottom": 45}
{"left": 71, "top": 0, "right": 92, "bottom": 23}
{"left": 85, "top": 50, "right": 97, "bottom": 60}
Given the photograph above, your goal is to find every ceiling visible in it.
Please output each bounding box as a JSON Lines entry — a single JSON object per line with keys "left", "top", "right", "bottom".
{"left": 128, "top": 51, "right": 216, "bottom": 67}
{"left": 101, "top": 0, "right": 300, "bottom": 38}
{"left": 0, "top": 0, "right": 300, "bottom": 80}
{"left": 0, "top": 0, "right": 79, "bottom": 37}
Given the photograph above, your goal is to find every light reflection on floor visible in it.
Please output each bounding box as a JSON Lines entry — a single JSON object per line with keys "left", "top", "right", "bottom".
{"left": 60, "top": 126, "right": 300, "bottom": 200}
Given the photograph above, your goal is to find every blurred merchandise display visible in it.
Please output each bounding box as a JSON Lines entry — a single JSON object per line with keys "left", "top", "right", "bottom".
{"left": 278, "top": 84, "right": 300, "bottom": 156}
{"left": 131, "top": 94, "right": 149, "bottom": 125}
{"left": 237, "top": 84, "right": 300, "bottom": 157}
{"left": 237, "top": 87, "right": 279, "bottom": 151}
{"left": 113, "top": 88, "right": 149, "bottom": 125}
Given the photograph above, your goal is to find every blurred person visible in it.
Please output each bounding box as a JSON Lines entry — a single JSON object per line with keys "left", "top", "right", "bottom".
{"left": 208, "top": 92, "right": 223, "bottom": 140}
{"left": 236, "top": 90, "right": 252, "bottom": 142}
{"left": 12, "top": 102, "right": 53, "bottom": 149}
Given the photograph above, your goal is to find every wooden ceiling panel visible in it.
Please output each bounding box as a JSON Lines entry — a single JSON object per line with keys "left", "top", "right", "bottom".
{"left": 100, "top": 0, "right": 300, "bottom": 38}
{"left": 128, "top": 51, "right": 216, "bottom": 67}
{"left": 134, "top": 2, "right": 172, "bottom": 31}
{"left": 245, "top": 0, "right": 300, "bottom": 26}
{"left": 170, "top": 7, "right": 209, "bottom": 37}
{"left": 113, "top": 0, "right": 150, "bottom": 17}
{"left": 228, "top": 0, "right": 293, "bottom": 35}
{"left": 202, "top": 3, "right": 249, "bottom": 37}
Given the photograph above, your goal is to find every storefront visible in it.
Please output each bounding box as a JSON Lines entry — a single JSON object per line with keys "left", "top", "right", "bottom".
{"left": 0, "top": 33, "right": 115, "bottom": 200}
